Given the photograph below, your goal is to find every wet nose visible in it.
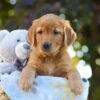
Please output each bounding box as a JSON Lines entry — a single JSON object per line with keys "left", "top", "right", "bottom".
{"left": 23, "top": 44, "right": 30, "bottom": 50}
{"left": 43, "top": 42, "right": 51, "bottom": 51}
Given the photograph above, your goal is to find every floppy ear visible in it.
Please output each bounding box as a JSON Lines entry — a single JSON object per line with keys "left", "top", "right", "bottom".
{"left": 27, "top": 20, "right": 39, "bottom": 46}
{"left": 27, "top": 25, "right": 34, "bottom": 45}
{"left": 62, "top": 20, "right": 77, "bottom": 47}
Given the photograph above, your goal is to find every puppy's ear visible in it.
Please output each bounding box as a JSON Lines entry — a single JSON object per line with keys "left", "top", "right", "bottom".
{"left": 27, "top": 25, "right": 34, "bottom": 45}
{"left": 62, "top": 20, "right": 77, "bottom": 47}
{"left": 27, "top": 20, "right": 39, "bottom": 46}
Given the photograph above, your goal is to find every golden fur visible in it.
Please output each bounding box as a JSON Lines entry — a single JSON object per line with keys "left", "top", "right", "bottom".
{"left": 19, "top": 14, "right": 83, "bottom": 95}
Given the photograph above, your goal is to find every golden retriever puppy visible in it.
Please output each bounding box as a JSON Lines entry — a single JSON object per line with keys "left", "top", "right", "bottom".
{"left": 19, "top": 14, "right": 83, "bottom": 95}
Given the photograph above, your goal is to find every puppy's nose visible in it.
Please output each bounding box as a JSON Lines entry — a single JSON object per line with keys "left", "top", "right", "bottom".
{"left": 23, "top": 44, "right": 30, "bottom": 50}
{"left": 43, "top": 42, "right": 51, "bottom": 51}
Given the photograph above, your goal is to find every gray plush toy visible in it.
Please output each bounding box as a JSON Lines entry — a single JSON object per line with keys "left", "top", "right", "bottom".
{"left": 0, "top": 29, "right": 31, "bottom": 74}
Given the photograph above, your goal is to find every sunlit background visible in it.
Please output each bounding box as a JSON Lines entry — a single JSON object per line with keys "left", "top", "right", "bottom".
{"left": 0, "top": 0, "right": 100, "bottom": 100}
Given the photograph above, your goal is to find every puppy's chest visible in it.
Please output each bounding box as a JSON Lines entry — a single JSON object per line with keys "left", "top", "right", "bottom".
{"left": 38, "top": 58, "right": 57, "bottom": 75}
{"left": 44, "top": 62, "right": 55, "bottom": 75}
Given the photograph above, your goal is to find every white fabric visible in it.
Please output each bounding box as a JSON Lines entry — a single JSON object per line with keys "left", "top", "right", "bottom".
{"left": 0, "top": 71, "right": 89, "bottom": 100}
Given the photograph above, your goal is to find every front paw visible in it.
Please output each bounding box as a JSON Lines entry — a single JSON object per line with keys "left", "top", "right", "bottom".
{"left": 19, "top": 78, "right": 33, "bottom": 91}
{"left": 69, "top": 79, "right": 83, "bottom": 95}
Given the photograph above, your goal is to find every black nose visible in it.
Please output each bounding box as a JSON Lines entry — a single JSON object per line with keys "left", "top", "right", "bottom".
{"left": 23, "top": 44, "right": 30, "bottom": 50}
{"left": 43, "top": 42, "right": 51, "bottom": 51}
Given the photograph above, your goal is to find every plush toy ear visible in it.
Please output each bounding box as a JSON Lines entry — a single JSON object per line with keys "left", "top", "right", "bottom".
{"left": 27, "top": 20, "right": 39, "bottom": 46}
{"left": 62, "top": 20, "right": 77, "bottom": 47}
{"left": 0, "top": 30, "right": 9, "bottom": 42}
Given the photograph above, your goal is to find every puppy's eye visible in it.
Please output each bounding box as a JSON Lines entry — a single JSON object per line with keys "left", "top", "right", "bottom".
{"left": 37, "top": 30, "right": 43, "bottom": 34}
{"left": 53, "top": 30, "right": 59, "bottom": 35}
{"left": 17, "top": 39, "right": 20, "bottom": 42}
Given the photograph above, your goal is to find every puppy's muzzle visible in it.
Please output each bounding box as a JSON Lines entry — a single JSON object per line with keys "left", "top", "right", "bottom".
{"left": 42, "top": 42, "right": 51, "bottom": 51}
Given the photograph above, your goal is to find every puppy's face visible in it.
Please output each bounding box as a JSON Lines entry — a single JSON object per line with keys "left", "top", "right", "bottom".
{"left": 28, "top": 14, "right": 76, "bottom": 56}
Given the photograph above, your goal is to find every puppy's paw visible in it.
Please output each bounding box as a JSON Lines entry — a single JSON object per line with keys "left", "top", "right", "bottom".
{"left": 70, "top": 84, "right": 83, "bottom": 95}
{"left": 69, "top": 79, "right": 83, "bottom": 95}
{"left": 19, "top": 78, "right": 33, "bottom": 91}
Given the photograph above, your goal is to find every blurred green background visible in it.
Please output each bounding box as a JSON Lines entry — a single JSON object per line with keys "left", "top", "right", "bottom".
{"left": 0, "top": 0, "right": 100, "bottom": 100}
